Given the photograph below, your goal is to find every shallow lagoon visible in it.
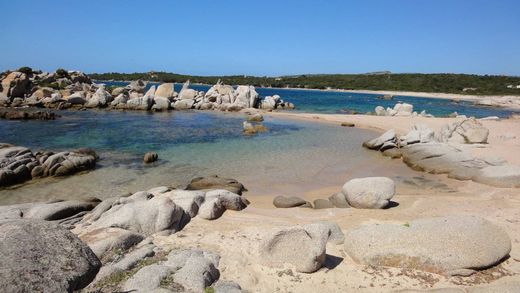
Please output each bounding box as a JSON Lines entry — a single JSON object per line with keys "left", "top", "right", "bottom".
{"left": 0, "top": 110, "right": 420, "bottom": 204}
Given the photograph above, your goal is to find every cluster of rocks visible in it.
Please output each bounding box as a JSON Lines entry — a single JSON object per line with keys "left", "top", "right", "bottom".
{"left": 0, "top": 143, "right": 98, "bottom": 187}
{"left": 375, "top": 102, "right": 434, "bottom": 117}
{"left": 363, "top": 119, "right": 520, "bottom": 187}
{"left": 273, "top": 176, "right": 396, "bottom": 210}
{"left": 0, "top": 68, "right": 295, "bottom": 113}
{"left": 0, "top": 176, "right": 250, "bottom": 292}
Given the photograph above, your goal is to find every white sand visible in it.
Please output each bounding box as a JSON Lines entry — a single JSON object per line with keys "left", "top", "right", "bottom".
{"left": 149, "top": 112, "right": 520, "bottom": 292}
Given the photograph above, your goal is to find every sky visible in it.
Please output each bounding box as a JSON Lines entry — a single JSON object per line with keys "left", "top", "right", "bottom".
{"left": 0, "top": 0, "right": 519, "bottom": 76}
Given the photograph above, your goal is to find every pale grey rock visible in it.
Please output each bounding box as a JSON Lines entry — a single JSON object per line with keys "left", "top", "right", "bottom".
{"left": 214, "top": 280, "right": 242, "bottom": 293}
{"left": 79, "top": 227, "right": 145, "bottom": 258}
{"left": 24, "top": 200, "right": 97, "bottom": 221}
{"left": 123, "top": 264, "right": 174, "bottom": 292}
{"left": 110, "top": 93, "right": 128, "bottom": 106}
{"left": 204, "top": 189, "right": 249, "bottom": 211}
{"left": 155, "top": 83, "right": 175, "bottom": 99}
{"left": 362, "top": 129, "right": 396, "bottom": 150}
{"left": 173, "top": 99, "right": 195, "bottom": 109}
{"left": 198, "top": 197, "right": 225, "bottom": 220}
{"left": 234, "top": 85, "right": 259, "bottom": 108}
{"left": 0, "top": 219, "right": 101, "bottom": 292}
{"left": 259, "top": 223, "right": 330, "bottom": 273}
{"left": 162, "top": 189, "right": 205, "bottom": 218}
{"left": 375, "top": 105, "right": 386, "bottom": 116}
{"left": 394, "top": 103, "right": 414, "bottom": 116}
{"left": 67, "top": 91, "right": 87, "bottom": 105}
{"left": 344, "top": 215, "right": 511, "bottom": 274}
{"left": 341, "top": 177, "right": 395, "bottom": 209}
{"left": 166, "top": 249, "right": 220, "bottom": 292}
{"left": 127, "top": 79, "right": 148, "bottom": 93}
{"left": 85, "top": 87, "right": 112, "bottom": 108}
{"left": 95, "top": 243, "right": 155, "bottom": 281}
{"left": 400, "top": 124, "right": 435, "bottom": 146}
{"left": 473, "top": 165, "right": 520, "bottom": 188}
{"left": 88, "top": 195, "right": 189, "bottom": 236}
{"left": 152, "top": 96, "right": 171, "bottom": 111}
{"left": 440, "top": 118, "right": 489, "bottom": 144}
{"left": 305, "top": 221, "right": 345, "bottom": 245}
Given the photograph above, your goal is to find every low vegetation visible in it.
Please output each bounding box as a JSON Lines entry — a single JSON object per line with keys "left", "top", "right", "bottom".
{"left": 88, "top": 71, "right": 520, "bottom": 95}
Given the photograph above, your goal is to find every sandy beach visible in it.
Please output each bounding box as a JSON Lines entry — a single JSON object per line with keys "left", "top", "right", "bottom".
{"left": 110, "top": 111, "right": 516, "bottom": 292}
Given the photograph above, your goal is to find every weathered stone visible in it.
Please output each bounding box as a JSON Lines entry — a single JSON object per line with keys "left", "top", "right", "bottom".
{"left": 362, "top": 129, "right": 396, "bottom": 150}
{"left": 80, "top": 227, "right": 145, "bottom": 258}
{"left": 88, "top": 195, "right": 189, "bottom": 236}
{"left": 186, "top": 175, "right": 246, "bottom": 195}
{"left": 341, "top": 177, "right": 395, "bottom": 209}
{"left": 155, "top": 83, "right": 175, "bottom": 99}
{"left": 0, "top": 219, "right": 101, "bottom": 292}
{"left": 259, "top": 223, "right": 330, "bottom": 273}
{"left": 344, "top": 216, "right": 511, "bottom": 274}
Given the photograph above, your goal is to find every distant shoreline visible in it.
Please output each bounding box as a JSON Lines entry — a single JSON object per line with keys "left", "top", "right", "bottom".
{"left": 96, "top": 79, "right": 520, "bottom": 110}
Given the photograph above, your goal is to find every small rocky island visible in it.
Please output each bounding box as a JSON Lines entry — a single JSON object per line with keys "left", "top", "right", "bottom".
{"left": 0, "top": 68, "right": 294, "bottom": 112}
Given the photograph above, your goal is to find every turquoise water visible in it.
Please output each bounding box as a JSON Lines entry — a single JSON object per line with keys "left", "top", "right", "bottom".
{"left": 102, "top": 81, "right": 520, "bottom": 118}
{"left": 0, "top": 110, "right": 420, "bottom": 204}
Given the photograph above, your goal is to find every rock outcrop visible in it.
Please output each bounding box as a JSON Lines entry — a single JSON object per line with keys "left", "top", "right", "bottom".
{"left": 0, "top": 219, "right": 101, "bottom": 292}
{"left": 344, "top": 215, "right": 511, "bottom": 275}
{"left": 0, "top": 68, "right": 296, "bottom": 114}
{"left": 362, "top": 123, "right": 520, "bottom": 187}
{"left": 0, "top": 143, "right": 97, "bottom": 187}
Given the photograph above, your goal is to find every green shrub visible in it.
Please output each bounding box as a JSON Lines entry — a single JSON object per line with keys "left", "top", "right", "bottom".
{"left": 56, "top": 68, "right": 69, "bottom": 78}
{"left": 18, "top": 66, "right": 33, "bottom": 75}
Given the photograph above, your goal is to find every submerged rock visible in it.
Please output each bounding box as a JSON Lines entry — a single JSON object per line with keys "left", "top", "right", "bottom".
{"left": 143, "top": 152, "right": 158, "bottom": 163}
{"left": 0, "top": 110, "right": 57, "bottom": 120}
{"left": 0, "top": 219, "right": 101, "bottom": 292}
{"left": 186, "top": 175, "right": 246, "bottom": 195}
{"left": 344, "top": 215, "right": 511, "bottom": 275}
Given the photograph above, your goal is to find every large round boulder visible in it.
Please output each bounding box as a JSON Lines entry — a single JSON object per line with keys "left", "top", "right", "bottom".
{"left": 344, "top": 216, "right": 511, "bottom": 275}
{"left": 0, "top": 219, "right": 101, "bottom": 292}
{"left": 341, "top": 177, "right": 395, "bottom": 209}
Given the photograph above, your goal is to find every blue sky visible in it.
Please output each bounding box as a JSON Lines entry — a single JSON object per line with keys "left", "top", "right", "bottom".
{"left": 0, "top": 0, "right": 518, "bottom": 76}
